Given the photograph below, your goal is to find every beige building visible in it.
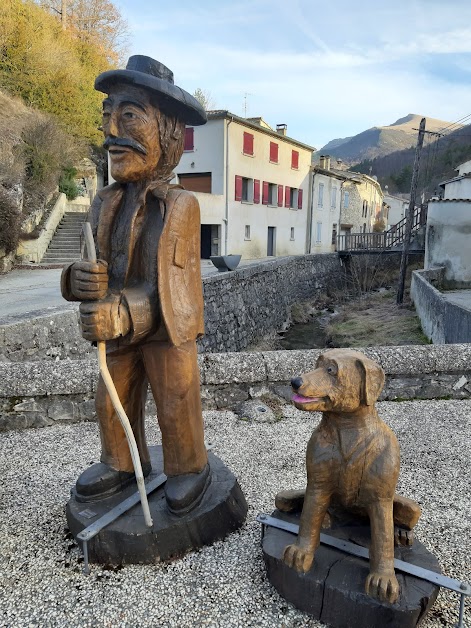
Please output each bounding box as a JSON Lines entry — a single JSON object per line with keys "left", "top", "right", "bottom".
{"left": 311, "top": 155, "right": 385, "bottom": 249}
{"left": 174, "top": 111, "right": 314, "bottom": 259}
{"left": 425, "top": 159, "right": 471, "bottom": 284}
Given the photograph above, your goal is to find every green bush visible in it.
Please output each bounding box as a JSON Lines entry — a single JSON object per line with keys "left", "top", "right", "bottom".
{"left": 59, "top": 169, "right": 80, "bottom": 200}
{"left": 0, "top": 187, "right": 21, "bottom": 254}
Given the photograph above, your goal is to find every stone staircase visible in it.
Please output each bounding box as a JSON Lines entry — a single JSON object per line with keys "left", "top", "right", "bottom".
{"left": 41, "top": 211, "right": 86, "bottom": 264}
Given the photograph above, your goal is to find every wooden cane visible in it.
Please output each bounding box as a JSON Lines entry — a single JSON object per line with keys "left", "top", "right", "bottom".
{"left": 82, "top": 222, "right": 153, "bottom": 528}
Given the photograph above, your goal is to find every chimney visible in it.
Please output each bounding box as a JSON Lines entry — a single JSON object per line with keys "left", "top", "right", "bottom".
{"left": 336, "top": 158, "right": 344, "bottom": 170}
{"left": 276, "top": 123, "right": 287, "bottom": 136}
{"left": 319, "top": 155, "right": 326, "bottom": 169}
{"left": 324, "top": 155, "right": 331, "bottom": 171}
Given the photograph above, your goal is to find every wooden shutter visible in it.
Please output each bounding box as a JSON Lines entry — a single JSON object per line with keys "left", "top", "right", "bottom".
{"left": 291, "top": 150, "right": 299, "bottom": 169}
{"left": 253, "top": 179, "right": 260, "bottom": 204}
{"left": 285, "top": 186, "right": 290, "bottom": 208}
{"left": 262, "top": 181, "right": 269, "bottom": 204}
{"left": 278, "top": 185, "right": 283, "bottom": 207}
{"left": 269, "top": 142, "right": 278, "bottom": 163}
{"left": 184, "top": 127, "right": 194, "bottom": 151}
{"left": 235, "top": 175, "right": 243, "bottom": 201}
{"left": 243, "top": 132, "right": 254, "bottom": 155}
{"left": 298, "top": 188, "right": 303, "bottom": 209}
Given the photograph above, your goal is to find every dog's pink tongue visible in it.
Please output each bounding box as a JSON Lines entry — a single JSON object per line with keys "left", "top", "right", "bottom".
{"left": 292, "top": 394, "right": 320, "bottom": 404}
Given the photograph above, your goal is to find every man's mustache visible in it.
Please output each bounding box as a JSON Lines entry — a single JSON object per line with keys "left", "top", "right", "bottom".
{"left": 103, "top": 137, "right": 147, "bottom": 155}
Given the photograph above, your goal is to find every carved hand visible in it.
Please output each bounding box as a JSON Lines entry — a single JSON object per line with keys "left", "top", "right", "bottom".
{"left": 70, "top": 260, "right": 109, "bottom": 301}
{"left": 79, "top": 296, "right": 131, "bottom": 341}
{"left": 283, "top": 542, "right": 315, "bottom": 573}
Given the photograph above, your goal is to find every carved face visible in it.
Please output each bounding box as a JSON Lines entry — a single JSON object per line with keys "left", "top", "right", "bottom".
{"left": 102, "top": 85, "right": 161, "bottom": 183}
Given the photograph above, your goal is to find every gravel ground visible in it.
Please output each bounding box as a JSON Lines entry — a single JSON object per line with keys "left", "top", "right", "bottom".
{"left": 0, "top": 399, "right": 470, "bottom": 627}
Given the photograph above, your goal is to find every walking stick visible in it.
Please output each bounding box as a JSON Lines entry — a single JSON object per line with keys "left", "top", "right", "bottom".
{"left": 82, "top": 222, "right": 153, "bottom": 528}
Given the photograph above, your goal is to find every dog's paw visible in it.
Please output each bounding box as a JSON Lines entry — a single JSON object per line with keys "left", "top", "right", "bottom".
{"left": 394, "top": 526, "right": 414, "bottom": 546}
{"left": 282, "top": 543, "right": 314, "bottom": 573}
{"left": 365, "top": 571, "right": 399, "bottom": 604}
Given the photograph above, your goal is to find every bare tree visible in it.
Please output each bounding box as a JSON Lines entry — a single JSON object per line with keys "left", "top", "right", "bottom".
{"left": 193, "top": 88, "right": 216, "bottom": 111}
{"left": 36, "top": 0, "right": 129, "bottom": 64}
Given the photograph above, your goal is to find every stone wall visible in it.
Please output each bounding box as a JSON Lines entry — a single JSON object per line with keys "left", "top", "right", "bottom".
{"left": 411, "top": 267, "right": 471, "bottom": 344}
{"left": 1, "top": 344, "right": 470, "bottom": 431}
{"left": 0, "top": 254, "right": 344, "bottom": 361}
{"left": 199, "top": 254, "right": 343, "bottom": 352}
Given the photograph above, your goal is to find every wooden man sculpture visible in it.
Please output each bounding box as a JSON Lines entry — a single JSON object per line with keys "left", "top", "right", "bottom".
{"left": 278, "top": 349, "right": 421, "bottom": 604}
{"left": 61, "top": 55, "right": 210, "bottom": 515}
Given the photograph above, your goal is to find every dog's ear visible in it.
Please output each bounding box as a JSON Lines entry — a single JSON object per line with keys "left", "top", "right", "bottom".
{"left": 356, "top": 357, "right": 385, "bottom": 406}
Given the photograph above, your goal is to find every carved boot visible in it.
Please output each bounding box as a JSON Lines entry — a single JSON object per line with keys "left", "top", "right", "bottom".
{"left": 165, "top": 464, "right": 211, "bottom": 515}
{"left": 75, "top": 461, "right": 152, "bottom": 502}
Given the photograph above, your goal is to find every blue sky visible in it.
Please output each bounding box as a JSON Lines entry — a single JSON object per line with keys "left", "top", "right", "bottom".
{"left": 114, "top": 0, "right": 471, "bottom": 149}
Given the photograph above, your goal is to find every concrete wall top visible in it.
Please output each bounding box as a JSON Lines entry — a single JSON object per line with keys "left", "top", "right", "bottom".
{"left": 2, "top": 344, "right": 471, "bottom": 398}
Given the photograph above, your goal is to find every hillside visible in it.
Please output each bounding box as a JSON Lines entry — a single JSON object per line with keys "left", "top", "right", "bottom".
{"left": 317, "top": 114, "right": 461, "bottom": 164}
{"left": 351, "top": 125, "right": 471, "bottom": 195}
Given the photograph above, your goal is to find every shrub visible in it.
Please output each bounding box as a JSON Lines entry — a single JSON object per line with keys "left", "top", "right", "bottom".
{"left": 59, "top": 167, "right": 80, "bottom": 200}
{"left": 0, "top": 187, "right": 21, "bottom": 254}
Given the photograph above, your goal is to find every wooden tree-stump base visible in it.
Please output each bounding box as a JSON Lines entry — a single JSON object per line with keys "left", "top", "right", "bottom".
{"left": 66, "top": 446, "right": 248, "bottom": 565}
{"left": 262, "top": 511, "right": 440, "bottom": 628}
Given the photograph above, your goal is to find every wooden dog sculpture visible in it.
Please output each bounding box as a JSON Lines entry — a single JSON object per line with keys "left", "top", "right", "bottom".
{"left": 280, "top": 349, "right": 421, "bottom": 604}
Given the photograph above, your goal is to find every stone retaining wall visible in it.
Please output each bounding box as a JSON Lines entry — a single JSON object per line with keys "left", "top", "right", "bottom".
{"left": 0, "top": 254, "right": 343, "bottom": 361}
{"left": 1, "top": 344, "right": 470, "bottom": 431}
{"left": 411, "top": 267, "right": 471, "bottom": 343}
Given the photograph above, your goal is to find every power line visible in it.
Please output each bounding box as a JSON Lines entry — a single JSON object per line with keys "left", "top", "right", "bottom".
{"left": 436, "top": 113, "right": 471, "bottom": 135}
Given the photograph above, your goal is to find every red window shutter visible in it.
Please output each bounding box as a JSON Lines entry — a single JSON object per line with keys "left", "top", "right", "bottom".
{"left": 243, "top": 132, "right": 254, "bottom": 155}
{"left": 235, "top": 175, "right": 243, "bottom": 201}
{"left": 253, "top": 179, "right": 260, "bottom": 204}
{"left": 269, "top": 142, "right": 278, "bottom": 163}
{"left": 184, "top": 127, "right": 194, "bottom": 151}
{"left": 298, "top": 188, "right": 303, "bottom": 209}
{"left": 285, "top": 186, "right": 290, "bottom": 208}
{"left": 291, "top": 150, "right": 299, "bottom": 169}
{"left": 262, "top": 181, "right": 269, "bottom": 205}
{"left": 278, "top": 185, "right": 283, "bottom": 207}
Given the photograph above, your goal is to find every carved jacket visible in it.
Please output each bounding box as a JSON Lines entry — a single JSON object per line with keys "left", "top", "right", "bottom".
{"left": 61, "top": 183, "right": 205, "bottom": 348}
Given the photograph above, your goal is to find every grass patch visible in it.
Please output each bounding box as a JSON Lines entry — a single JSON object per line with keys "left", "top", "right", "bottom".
{"left": 325, "top": 290, "right": 430, "bottom": 348}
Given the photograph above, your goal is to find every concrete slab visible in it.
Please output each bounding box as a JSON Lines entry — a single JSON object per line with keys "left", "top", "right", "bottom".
{"left": 442, "top": 289, "right": 471, "bottom": 312}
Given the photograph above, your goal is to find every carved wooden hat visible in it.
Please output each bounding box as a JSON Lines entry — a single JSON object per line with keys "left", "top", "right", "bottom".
{"left": 95, "top": 55, "right": 207, "bottom": 126}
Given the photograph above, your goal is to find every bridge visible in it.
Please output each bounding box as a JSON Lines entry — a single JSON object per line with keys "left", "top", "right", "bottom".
{"left": 337, "top": 205, "right": 427, "bottom": 253}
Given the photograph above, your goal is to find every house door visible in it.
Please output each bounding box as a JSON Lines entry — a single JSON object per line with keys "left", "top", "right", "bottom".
{"left": 201, "top": 225, "right": 212, "bottom": 259}
{"left": 267, "top": 226, "right": 276, "bottom": 256}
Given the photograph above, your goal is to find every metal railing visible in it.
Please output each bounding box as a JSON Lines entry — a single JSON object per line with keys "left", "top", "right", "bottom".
{"left": 337, "top": 205, "right": 427, "bottom": 252}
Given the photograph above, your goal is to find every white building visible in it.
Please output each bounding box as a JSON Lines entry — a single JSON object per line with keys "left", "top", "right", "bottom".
{"left": 384, "top": 193, "right": 409, "bottom": 228}
{"left": 174, "top": 111, "right": 314, "bottom": 259}
{"left": 425, "top": 159, "right": 471, "bottom": 284}
{"left": 309, "top": 156, "right": 347, "bottom": 253}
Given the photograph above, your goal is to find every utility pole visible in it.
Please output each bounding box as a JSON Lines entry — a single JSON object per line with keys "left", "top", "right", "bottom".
{"left": 243, "top": 93, "right": 252, "bottom": 118}
{"left": 396, "top": 117, "right": 426, "bottom": 305}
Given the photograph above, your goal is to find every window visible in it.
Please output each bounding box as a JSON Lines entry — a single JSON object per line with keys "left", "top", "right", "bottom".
{"left": 318, "top": 183, "right": 324, "bottom": 208}
{"left": 291, "top": 150, "right": 299, "bottom": 169}
{"left": 235, "top": 176, "right": 253, "bottom": 202}
{"left": 344, "top": 191, "right": 350, "bottom": 208}
{"left": 331, "top": 187, "right": 337, "bottom": 209}
{"left": 362, "top": 200, "right": 368, "bottom": 217}
{"left": 316, "top": 222, "right": 322, "bottom": 243}
{"left": 267, "top": 182, "right": 277, "bottom": 205}
{"left": 290, "top": 227, "right": 295, "bottom": 240}
{"left": 245, "top": 225, "right": 251, "bottom": 240}
{"left": 243, "top": 132, "right": 254, "bottom": 156}
{"left": 184, "top": 127, "right": 194, "bottom": 151}
{"left": 285, "top": 187, "right": 298, "bottom": 209}
{"left": 269, "top": 141, "right": 279, "bottom": 163}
